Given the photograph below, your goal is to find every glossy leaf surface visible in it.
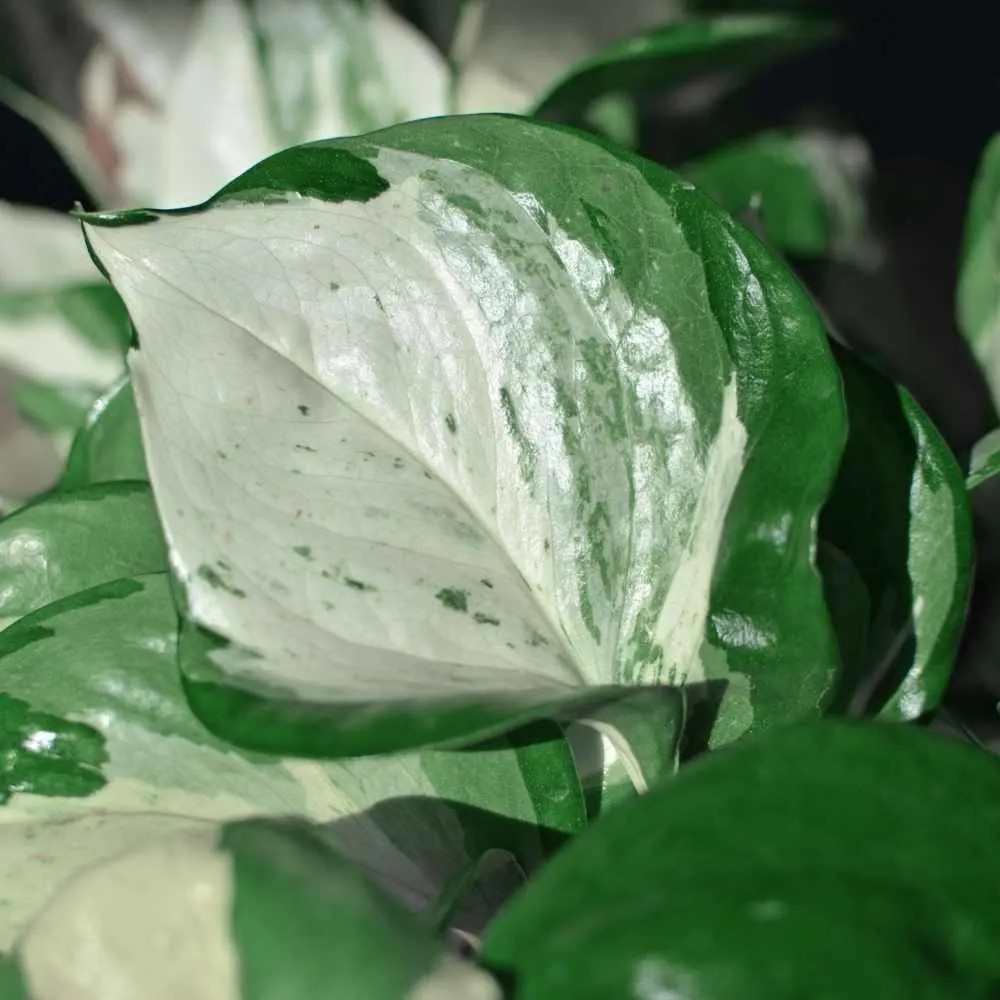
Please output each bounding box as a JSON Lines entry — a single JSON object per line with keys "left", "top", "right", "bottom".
{"left": 10, "top": 817, "right": 500, "bottom": 1000}
{"left": 83, "top": 115, "right": 845, "bottom": 764}
{"left": 482, "top": 721, "right": 1000, "bottom": 999}
{"left": 532, "top": 14, "right": 837, "bottom": 119}
{"left": 682, "top": 129, "right": 876, "bottom": 264}
{"left": 958, "top": 132, "right": 1000, "bottom": 408}
{"left": 819, "top": 344, "right": 972, "bottom": 720}
{"left": 0, "top": 573, "right": 583, "bottom": 947}
{"left": 61, "top": 376, "right": 147, "bottom": 488}
{"left": 0, "top": 482, "right": 166, "bottom": 630}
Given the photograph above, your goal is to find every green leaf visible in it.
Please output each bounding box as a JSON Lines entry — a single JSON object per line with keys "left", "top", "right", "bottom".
{"left": 8, "top": 379, "right": 97, "bottom": 434}
{"left": 82, "top": 114, "right": 846, "bottom": 764}
{"left": 0, "top": 574, "right": 584, "bottom": 949}
{"left": 967, "top": 427, "right": 1000, "bottom": 490}
{"left": 482, "top": 721, "right": 1000, "bottom": 998}
{"left": 682, "top": 129, "right": 877, "bottom": 264}
{"left": 9, "top": 817, "right": 500, "bottom": 1000}
{"left": 531, "top": 14, "right": 838, "bottom": 120}
{"left": 817, "top": 540, "right": 871, "bottom": 695}
{"left": 958, "top": 134, "right": 1000, "bottom": 409}
{"left": 61, "top": 376, "right": 147, "bottom": 489}
{"left": 0, "top": 482, "right": 167, "bottom": 630}
{"left": 820, "top": 343, "right": 973, "bottom": 720}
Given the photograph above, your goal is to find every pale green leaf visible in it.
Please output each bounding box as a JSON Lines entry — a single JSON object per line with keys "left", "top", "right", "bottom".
{"left": 61, "top": 376, "right": 147, "bottom": 488}
{"left": 683, "top": 129, "right": 878, "bottom": 265}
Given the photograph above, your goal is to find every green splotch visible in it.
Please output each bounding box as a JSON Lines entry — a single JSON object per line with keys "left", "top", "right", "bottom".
{"left": 445, "top": 413, "right": 458, "bottom": 435}
{"left": 474, "top": 612, "right": 500, "bottom": 626}
{"left": 298, "top": 405, "right": 311, "bottom": 416}
{"left": 0, "top": 694, "right": 107, "bottom": 804}
{"left": 345, "top": 578, "right": 376, "bottom": 592}
{"left": 197, "top": 564, "right": 247, "bottom": 599}
{"left": 293, "top": 546, "right": 313, "bottom": 560}
{"left": 499, "top": 386, "right": 537, "bottom": 482}
{"left": 436, "top": 588, "right": 469, "bottom": 612}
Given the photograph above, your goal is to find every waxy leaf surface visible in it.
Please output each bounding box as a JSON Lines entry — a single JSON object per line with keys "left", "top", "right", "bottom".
{"left": 0, "top": 482, "right": 166, "bottom": 630}
{"left": 483, "top": 721, "right": 1000, "bottom": 999}
{"left": 83, "top": 115, "right": 845, "bottom": 765}
{"left": 819, "top": 344, "right": 972, "bottom": 720}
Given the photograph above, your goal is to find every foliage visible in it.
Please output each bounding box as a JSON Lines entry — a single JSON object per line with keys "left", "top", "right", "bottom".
{"left": 0, "top": 1, "right": 998, "bottom": 996}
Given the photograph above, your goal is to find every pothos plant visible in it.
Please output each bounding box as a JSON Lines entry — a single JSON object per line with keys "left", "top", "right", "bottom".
{"left": 0, "top": 5, "right": 997, "bottom": 1000}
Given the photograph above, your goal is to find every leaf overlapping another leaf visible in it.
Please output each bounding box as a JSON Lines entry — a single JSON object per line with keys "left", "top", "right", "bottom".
{"left": 82, "top": 114, "right": 847, "bottom": 780}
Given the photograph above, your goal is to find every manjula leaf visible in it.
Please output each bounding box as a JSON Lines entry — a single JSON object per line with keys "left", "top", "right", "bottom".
{"left": 60, "top": 376, "right": 147, "bottom": 489}
{"left": 81, "top": 114, "right": 846, "bottom": 776}
{"left": 958, "top": 132, "right": 1000, "bottom": 409}
{"left": 819, "top": 342, "right": 972, "bottom": 720}
{"left": 482, "top": 721, "right": 1000, "bottom": 999}
{"left": 532, "top": 14, "right": 838, "bottom": 120}
{"left": 0, "top": 482, "right": 166, "bottom": 630}
{"left": 6, "top": 817, "right": 501, "bottom": 1000}
{"left": 0, "top": 573, "right": 585, "bottom": 949}
{"left": 682, "top": 129, "right": 878, "bottom": 265}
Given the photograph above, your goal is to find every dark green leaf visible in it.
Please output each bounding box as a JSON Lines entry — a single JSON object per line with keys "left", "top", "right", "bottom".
{"left": 820, "top": 343, "right": 972, "bottom": 720}
{"left": 817, "top": 540, "right": 870, "bottom": 696}
{"left": 482, "top": 721, "right": 1000, "bottom": 999}
{"left": 532, "top": 14, "right": 838, "bottom": 119}
{"left": 225, "top": 818, "right": 500, "bottom": 1000}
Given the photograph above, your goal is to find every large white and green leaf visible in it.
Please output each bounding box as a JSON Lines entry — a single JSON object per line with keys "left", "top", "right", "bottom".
{"left": 7, "top": 817, "right": 501, "bottom": 1000}
{"left": 0, "top": 573, "right": 584, "bottom": 948}
{"left": 958, "top": 131, "right": 1000, "bottom": 410}
{"left": 83, "top": 114, "right": 846, "bottom": 764}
